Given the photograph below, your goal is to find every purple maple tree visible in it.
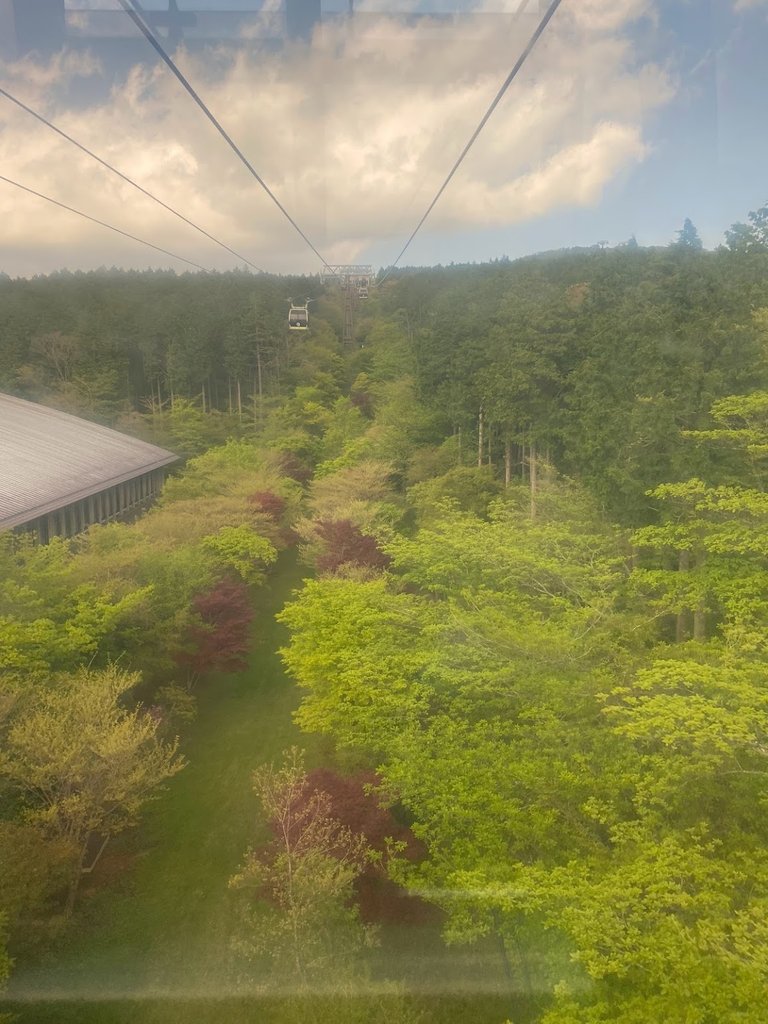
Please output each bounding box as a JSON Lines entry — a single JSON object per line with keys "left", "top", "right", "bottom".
{"left": 176, "top": 577, "right": 254, "bottom": 685}
{"left": 281, "top": 768, "right": 432, "bottom": 924}
{"left": 314, "top": 519, "right": 390, "bottom": 574}
{"left": 249, "top": 490, "right": 287, "bottom": 522}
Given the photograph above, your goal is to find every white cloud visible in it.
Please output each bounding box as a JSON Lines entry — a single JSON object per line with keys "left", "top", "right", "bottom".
{"left": 3, "top": 49, "right": 101, "bottom": 91}
{"left": 569, "top": 0, "right": 653, "bottom": 32}
{"left": 0, "top": 0, "right": 671, "bottom": 274}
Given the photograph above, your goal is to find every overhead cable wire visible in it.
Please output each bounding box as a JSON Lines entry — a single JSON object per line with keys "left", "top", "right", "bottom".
{"left": 378, "top": 0, "right": 565, "bottom": 285}
{"left": 0, "top": 86, "right": 262, "bottom": 272}
{"left": 0, "top": 174, "right": 208, "bottom": 271}
{"left": 115, "top": 0, "right": 335, "bottom": 274}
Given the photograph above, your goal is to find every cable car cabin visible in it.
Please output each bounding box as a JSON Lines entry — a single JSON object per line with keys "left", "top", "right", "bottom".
{"left": 358, "top": 286, "right": 368, "bottom": 299}
{"left": 288, "top": 306, "right": 309, "bottom": 330}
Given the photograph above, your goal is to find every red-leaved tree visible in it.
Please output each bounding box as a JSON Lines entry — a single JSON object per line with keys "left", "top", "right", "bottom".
{"left": 249, "top": 491, "right": 287, "bottom": 522}
{"left": 286, "top": 768, "right": 432, "bottom": 924}
{"left": 229, "top": 750, "right": 375, "bottom": 983}
{"left": 277, "top": 451, "right": 312, "bottom": 485}
{"left": 314, "top": 520, "right": 391, "bottom": 575}
{"left": 176, "top": 578, "right": 254, "bottom": 687}
{"left": 350, "top": 388, "right": 373, "bottom": 418}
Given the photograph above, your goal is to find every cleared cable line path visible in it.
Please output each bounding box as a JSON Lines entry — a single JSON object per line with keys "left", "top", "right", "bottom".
{"left": 1, "top": 551, "right": 313, "bottom": 1018}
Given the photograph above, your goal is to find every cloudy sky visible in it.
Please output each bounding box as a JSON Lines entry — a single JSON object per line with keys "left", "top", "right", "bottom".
{"left": 0, "top": 0, "right": 766, "bottom": 275}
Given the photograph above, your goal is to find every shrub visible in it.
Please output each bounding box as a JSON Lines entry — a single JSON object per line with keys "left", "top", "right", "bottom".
{"left": 176, "top": 578, "right": 254, "bottom": 684}
{"left": 314, "top": 520, "right": 391, "bottom": 574}
{"left": 249, "top": 491, "right": 288, "bottom": 522}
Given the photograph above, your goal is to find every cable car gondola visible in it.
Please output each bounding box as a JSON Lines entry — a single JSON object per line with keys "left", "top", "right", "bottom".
{"left": 288, "top": 298, "right": 310, "bottom": 331}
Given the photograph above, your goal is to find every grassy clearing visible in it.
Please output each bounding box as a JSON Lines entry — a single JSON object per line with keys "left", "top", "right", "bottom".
{"left": 2, "top": 550, "right": 523, "bottom": 1023}
{"left": 4, "top": 994, "right": 531, "bottom": 1024}
{"left": 4, "top": 552, "right": 315, "bottom": 1010}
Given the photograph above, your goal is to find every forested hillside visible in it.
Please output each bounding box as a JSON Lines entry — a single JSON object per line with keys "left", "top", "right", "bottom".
{"left": 3, "top": 227, "right": 768, "bottom": 1023}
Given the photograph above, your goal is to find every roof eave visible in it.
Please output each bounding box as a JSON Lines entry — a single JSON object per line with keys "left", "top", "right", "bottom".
{"left": 0, "top": 453, "right": 180, "bottom": 532}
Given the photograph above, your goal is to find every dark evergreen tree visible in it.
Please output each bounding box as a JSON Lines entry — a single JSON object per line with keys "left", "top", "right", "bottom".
{"left": 673, "top": 217, "right": 704, "bottom": 250}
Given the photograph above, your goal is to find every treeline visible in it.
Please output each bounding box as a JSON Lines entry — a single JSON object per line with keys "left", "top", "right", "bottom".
{"left": 374, "top": 215, "right": 768, "bottom": 523}
{"left": 5, "top": 226, "right": 768, "bottom": 522}
{"left": 0, "top": 268, "right": 342, "bottom": 432}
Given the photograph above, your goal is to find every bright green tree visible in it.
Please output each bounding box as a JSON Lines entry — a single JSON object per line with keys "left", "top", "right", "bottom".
{"left": 0, "top": 665, "right": 184, "bottom": 911}
{"left": 280, "top": 475, "right": 768, "bottom": 1019}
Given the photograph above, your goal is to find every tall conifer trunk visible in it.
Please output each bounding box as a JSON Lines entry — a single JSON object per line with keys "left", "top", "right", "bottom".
{"left": 693, "top": 607, "right": 706, "bottom": 640}
{"left": 693, "top": 553, "right": 706, "bottom": 639}
{"left": 676, "top": 549, "right": 691, "bottom": 642}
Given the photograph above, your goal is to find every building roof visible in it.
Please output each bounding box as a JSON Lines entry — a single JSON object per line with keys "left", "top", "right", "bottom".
{"left": 0, "top": 393, "right": 179, "bottom": 531}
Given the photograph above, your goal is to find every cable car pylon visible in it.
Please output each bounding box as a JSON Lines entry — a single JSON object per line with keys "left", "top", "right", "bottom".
{"left": 320, "top": 265, "right": 372, "bottom": 347}
{"left": 343, "top": 283, "right": 355, "bottom": 347}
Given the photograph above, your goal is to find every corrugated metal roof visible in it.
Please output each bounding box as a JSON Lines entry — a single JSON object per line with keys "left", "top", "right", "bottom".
{"left": 0, "top": 393, "right": 179, "bottom": 531}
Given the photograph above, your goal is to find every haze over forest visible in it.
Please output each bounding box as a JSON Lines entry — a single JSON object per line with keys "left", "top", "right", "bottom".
{"left": 3, "top": 216, "right": 768, "bottom": 1021}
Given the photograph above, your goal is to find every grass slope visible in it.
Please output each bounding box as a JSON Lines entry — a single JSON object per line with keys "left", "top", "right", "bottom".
{"left": 5, "top": 551, "right": 317, "bottom": 1014}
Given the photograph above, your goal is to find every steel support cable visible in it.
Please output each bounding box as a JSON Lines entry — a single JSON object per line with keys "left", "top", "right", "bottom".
{"left": 377, "top": 0, "right": 565, "bottom": 286}
{"left": 116, "top": 0, "right": 335, "bottom": 275}
{"left": 0, "top": 86, "right": 262, "bottom": 272}
{"left": 0, "top": 174, "right": 208, "bottom": 271}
